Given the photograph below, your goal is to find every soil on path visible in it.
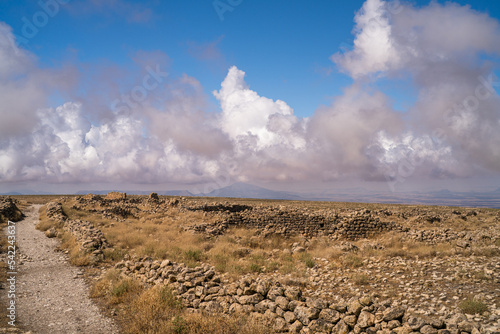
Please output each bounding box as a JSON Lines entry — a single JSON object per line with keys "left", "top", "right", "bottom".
{"left": 14, "top": 205, "right": 119, "bottom": 334}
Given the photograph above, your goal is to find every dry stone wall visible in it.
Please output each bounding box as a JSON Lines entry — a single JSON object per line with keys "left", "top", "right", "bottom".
{"left": 113, "top": 256, "right": 482, "bottom": 334}
{"left": 44, "top": 201, "right": 109, "bottom": 255}
{"left": 187, "top": 206, "right": 407, "bottom": 240}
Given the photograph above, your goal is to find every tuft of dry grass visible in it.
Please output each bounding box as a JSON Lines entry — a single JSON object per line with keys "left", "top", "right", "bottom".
{"left": 352, "top": 273, "right": 370, "bottom": 285}
{"left": 299, "top": 252, "right": 316, "bottom": 268}
{"left": 341, "top": 254, "right": 364, "bottom": 268}
{"left": 91, "top": 269, "right": 142, "bottom": 306}
{"left": 459, "top": 298, "right": 488, "bottom": 315}
{"left": 59, "top": 231, "right": 91, "bottom": 266}
{"left": 36, "top": 205, "right": 63, "bottom": 231}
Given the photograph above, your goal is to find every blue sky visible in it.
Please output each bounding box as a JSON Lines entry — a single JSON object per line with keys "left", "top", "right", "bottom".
{"left": 1, "top": 0, "right": 500, "bottom": 194}
{"left": 2, "top": 0, "right": 361, "bottom": 117}
{"left": 3, "top": 0, "right": 498, "bottom": 116}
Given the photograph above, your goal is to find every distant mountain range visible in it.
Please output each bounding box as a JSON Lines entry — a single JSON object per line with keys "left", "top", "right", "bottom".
{"left": 200, "top": 182, "right": 303, "bottom": 200}
{"left": 2, "top": 183, "right": 500, "bottom": 208}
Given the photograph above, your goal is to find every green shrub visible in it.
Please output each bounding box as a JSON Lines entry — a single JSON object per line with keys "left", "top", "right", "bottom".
{"left": 300, "top": 253, "right": 316, "bottom": 268}
{"left": 343, "top": 254, "right": 363, "bottom": 268}
{"left": 184, "top": 249, "right": 202, "bottom": 262}
{"left": 111, "top": 280, "right": 131, "bottom": 297}
{"left": 171, "top": 316, "right": 186, "bottom": 334}
{"left": 249, "top": 263, "right": 262, "bottom": 273}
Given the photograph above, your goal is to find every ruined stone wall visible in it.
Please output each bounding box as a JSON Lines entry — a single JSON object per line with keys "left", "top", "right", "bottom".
{"left": 44, "top": 201, "right": 109, "bottom": 255}
{"left": 114, "top": 256, "right": 480, "bottom": 334}
{"left": 187, "top": 206, "right": 406, "bottom": 241}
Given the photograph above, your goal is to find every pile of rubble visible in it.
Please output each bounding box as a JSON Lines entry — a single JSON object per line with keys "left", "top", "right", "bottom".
{"left": 0, "top": 196, "right": 23, "bottom": 224}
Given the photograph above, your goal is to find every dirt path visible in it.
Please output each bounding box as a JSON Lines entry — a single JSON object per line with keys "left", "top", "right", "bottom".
{"left": 15, "top": 205, "right": 119, "bottom": 334}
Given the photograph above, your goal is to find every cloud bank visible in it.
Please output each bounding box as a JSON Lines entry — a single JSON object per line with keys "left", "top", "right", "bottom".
{"left": 1, "top": 0, "right": 500, "bottom": 191}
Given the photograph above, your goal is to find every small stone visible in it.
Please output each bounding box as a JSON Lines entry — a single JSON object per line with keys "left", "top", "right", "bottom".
{"left": 359, "top": 295, "right": 373, "bottom": 306}
{"left": 429, "top": 318, "right": 445, "bottom": 329}
{"left": 289, "top": 320, "right": 303, "bottom": 333}
{"left": 383, "top": 306, "right": 406, "bottom": 321}
{"left": 420, "top": 325, "right": 438, "bottom": 334}
{"left": 319, "top": 308, "right": 341, "bottom": 324}
{"left": 332, "top": 320, "right": 350, "bottom": 334}
{"left": 407, "top": 316, "right": 426, "bottom": 331}
{"left": 358, "top": 311, "right": 375, "bottom": 328}
{"left": 273, "top": 317, "right": 288, "bottom": 332}
{"left": 348, "top": 298, "right": 363, "bottom": 316}
{"left": 238, "top": 294, "right": 264, "bottom": 305}
{"left": 343, "top": 315, "right": 357, "bottom": 327}
{"left": 306, "top": 297, "right": 328, "bottom": 310}
{"left": 292, "top": 246, "right": 305, "bottom": 254}
{"left": 275, "top": 296, "right": 289, "bottom": 310}
{"left": 45, "top": 228, "right": 57, "bottom": 238}
{"left": 388, "top": 320, "right": 401, "bottom": 329}
{"left": 267, "top": 286, "right": 284, "bottom": 301}
{"left": 284, "top": 287, "right": 302, "bottom": 301}
{"left": 294, "top": 306, "right": 319, "bottom": 325}
{"left": 229, "top": 303, "right": 243, "bottom": 314}
{"left": 284, "top": 311, "right": 296, "bottom": 323}
{"left": 309, "top": 319, "right": 333, "bottom": 333}
{"left": 458, "top": 321, "right": 474, "bottom": 333}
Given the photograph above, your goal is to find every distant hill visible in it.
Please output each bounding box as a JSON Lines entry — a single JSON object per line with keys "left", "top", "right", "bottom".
{"left": 0, "top": 191, "right": 54, "bottom": 195}
{"left": 75, "top": 190, "right": 194, "bottom": 197}
{"left": 161, "top": 190, "right": 194, "bottom": 197}
{"left": 0, "top": 191, "right": 23, "bottom": 196}
{"left": 199, "top": 182, "right": 303, "bottom": 200}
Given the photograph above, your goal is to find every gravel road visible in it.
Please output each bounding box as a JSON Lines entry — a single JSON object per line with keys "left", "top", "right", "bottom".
{"left": 15, "top": 205, "right": 119, "bottom": 334}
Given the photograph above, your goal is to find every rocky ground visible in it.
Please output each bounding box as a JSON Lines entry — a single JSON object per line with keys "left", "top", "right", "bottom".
{"left": 2, "top": 194, "right": 500, "bottom": 333}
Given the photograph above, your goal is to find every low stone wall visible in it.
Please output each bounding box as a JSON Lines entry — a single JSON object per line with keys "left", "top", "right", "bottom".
{"left": 44, "top": 201, "right": 109, "bottom": 255}
{"left": 115, "top": 256, "right": 481, "bottom": 334}
{"left": 186, "top": 207, "right": 407, "bottom": 241}
{"left": 402, "top": 226, "right": 500, "bottom": 247}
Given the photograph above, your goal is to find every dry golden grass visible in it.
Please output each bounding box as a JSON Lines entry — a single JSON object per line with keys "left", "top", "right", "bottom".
{"left": 35, "top": 205, "right": 57, "bottom": 231}
{"left": 61, "top": 198, "right": 308, "bottom": 278}
{"left": 91, "top": 269, "right": 142, "bottom": 305}
{"left": 459, "top": 297, "right": 489, "bottom": 315}
{"left": 351, "top": 273, "right": 370, "bottom": 285}
{"left": 122, "top": 284, "right": 272, "bottom": 334}
{"left": 59, "top": 231, "right": 92, "bottom": 266}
